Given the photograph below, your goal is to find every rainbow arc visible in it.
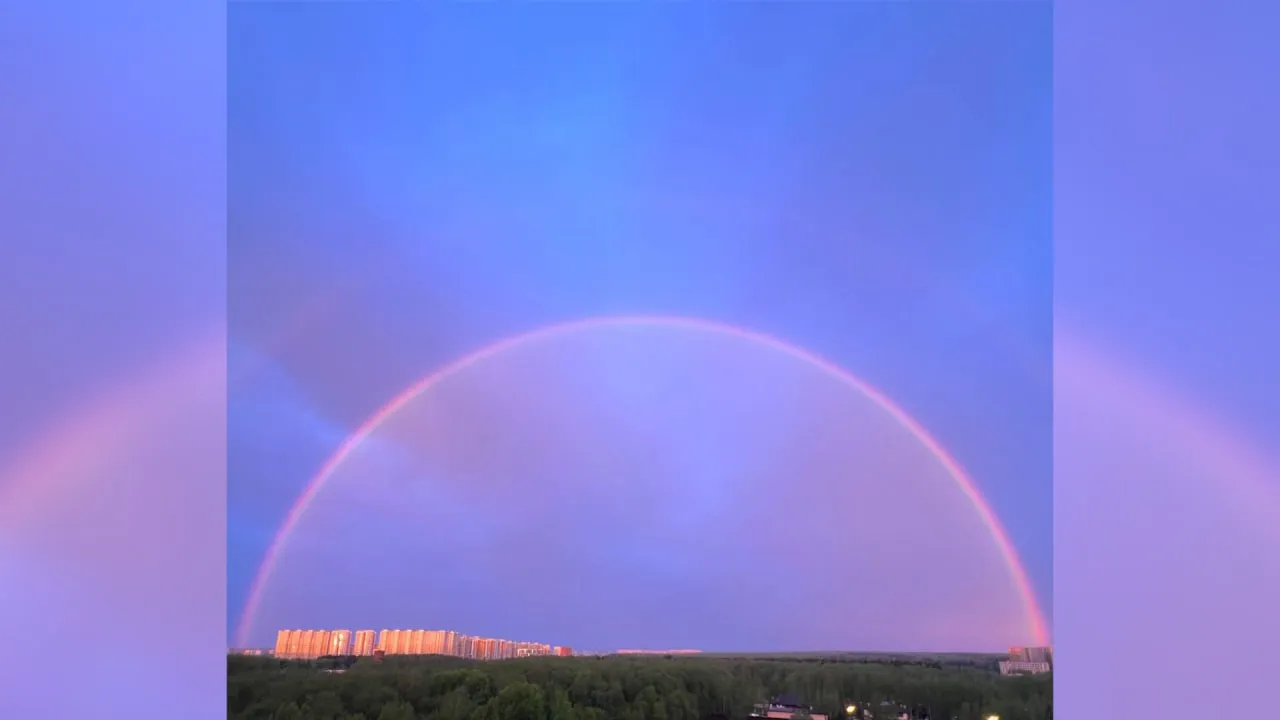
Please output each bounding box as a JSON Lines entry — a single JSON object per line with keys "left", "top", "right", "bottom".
{"left": 236, "top": 315, "right": 1049, "bottom": 648}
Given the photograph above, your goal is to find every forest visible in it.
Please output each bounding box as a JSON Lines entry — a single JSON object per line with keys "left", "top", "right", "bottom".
{"left": 227, "top": 653, "right": 1051, "bottom": 720}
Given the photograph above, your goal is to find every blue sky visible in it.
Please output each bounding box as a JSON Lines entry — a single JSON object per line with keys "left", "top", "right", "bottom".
{"left": 228, "top": 1, "right": 1052, "bottom": 650}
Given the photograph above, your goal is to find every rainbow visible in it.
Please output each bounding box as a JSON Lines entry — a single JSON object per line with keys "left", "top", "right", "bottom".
{"left": 0, "top": 330, "right": 225, "bottom": 532}
{"left": 235, "top": 315, "right": 1050, "bottom": 647}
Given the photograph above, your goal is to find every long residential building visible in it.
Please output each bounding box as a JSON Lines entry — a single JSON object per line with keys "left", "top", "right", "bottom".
{"left": 273, "top": 629, "right": 353, "bottom": 659}
{"left": 276, "top": 628, "right": 567, "bottom": 660}
{"left": 353, "top": 630, "right": 377, "bottom": 656}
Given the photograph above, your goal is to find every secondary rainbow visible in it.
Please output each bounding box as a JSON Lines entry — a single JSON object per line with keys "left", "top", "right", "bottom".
{"left": 236, "top": 315, "right": 1051, "bottom": 647}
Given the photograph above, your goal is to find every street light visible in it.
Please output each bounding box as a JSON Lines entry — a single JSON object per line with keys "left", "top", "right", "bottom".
{"left": 845, "top": 705, "right": 857, "bottom": 716}
{"left": 986, "top": 715, "right": 1000, "bottom": 720}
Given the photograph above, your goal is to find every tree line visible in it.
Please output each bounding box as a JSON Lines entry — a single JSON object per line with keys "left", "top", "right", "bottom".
{"left": 227, "top": 653, "right": 1050, "bottom": 720}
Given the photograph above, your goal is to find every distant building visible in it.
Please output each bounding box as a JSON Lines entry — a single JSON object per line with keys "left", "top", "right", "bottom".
{"left": 302, "top": 630, "right": 319, "bottom": 658}
{"left": 285, "top": 630, "right": 302, "bottom": 658}
{"left": 999, "top": 660, "right": 1052, "bottom": 675}
{"left": 273, "top": 630, "right": 291, "bottom": 658}
{"left": 1000, "top": 645, "right": 1053, "bottom": 675}
{"left": 274, "top": 630, "right": 301, "bottom": 658}
{"left": 275, "top": 627, "right": 567, "bottom": 661}
{"left": 512, "top": 641, "right": 551, "bottom": 657}
{"left": 379, "top": 629, "right": 409, "bottom": 655}
{"left": 328, "top": 629, "right": 353, "bottom": 655}
{"left": 751, "top": 695, "right": 828, "bottom": 720}
{"left": 423, "top": 630, "right": 449, "bottom": 655}
{"left": 456, "top": 635, "right": 474, "bottom": 658}
{"left": 353, "top": 630, "right": 377, "bottom": 656}
{"left": 1009, "top": 646, "right": 1053, "bottom": 664}
{"left": 317, "top": 630, "right": 333, "bottom": 656}
{"left": 553, "top": 646, "right": 573, "bottom": 656}
{"left": 270, "top": 629, "right": 349, "bottom": 659}
{"left": 307, "top": 630, "right": 331, "bottom": 658}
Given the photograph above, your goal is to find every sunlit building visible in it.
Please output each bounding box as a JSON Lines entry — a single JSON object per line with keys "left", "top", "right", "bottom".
{"left": 457, "top": 635, "right": 474, "bottom": 659}
{"left": 328, "top": 629, "right": 352, "bottom": 655}
{"left": 408, "top": 629, "right": 426, "bottom": 655}
{"left": 272, "top": 629, "right": 337, "bottom": 659}
{"left": 353, "top": 630, "right": 376, "bottom": 656}
{"left": 269, "top": 629, "right": 360, "bottom": 659}
{"left": 296, "top": 630, "right": 314, "bottom": 658}
{"left": 379, "top": 629, "right": 405, "bottom": 654}
{"left": 276, "top": 627, "right": 567, "bottom": 661}
{"left": 314, "top": 630, "right": 335, "bottom": 658}
{"left": 424, "top": 630, "right": 449, "bottom": 655}
{"left": 273, "top": 630, "right": 294, "bottom": 658}
{"left": 285, "top": 630, "right": 303, "bottom": 658}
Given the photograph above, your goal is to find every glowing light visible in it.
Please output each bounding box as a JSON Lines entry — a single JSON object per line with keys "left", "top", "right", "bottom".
{"left": 235, "top": 315, "right": 1049, "bottom": 647}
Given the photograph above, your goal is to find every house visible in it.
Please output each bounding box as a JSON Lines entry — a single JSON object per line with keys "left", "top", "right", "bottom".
{"left": 749, "top": 695, "right": 829, "bottom": 720}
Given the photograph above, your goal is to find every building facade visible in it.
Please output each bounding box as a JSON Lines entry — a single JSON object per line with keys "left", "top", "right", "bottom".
{"left": 353, "top": 630, "right": 376, "bottom": 656}
{"left": 1000, "top": 646, "right": 1053, "bottom": 675}
{"left": 275, "top": 628, "right": 565, "bottom": 661}
{"left": 1009, "top": 646, "right": 1053, "bottom": 664}
{"left": 328, "top": 629, "right": 352, "bottom": 655}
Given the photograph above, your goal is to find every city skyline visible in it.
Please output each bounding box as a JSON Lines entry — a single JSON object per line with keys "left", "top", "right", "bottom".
{"left": 269, "top": 627, "right": 573, "bottom": 660}
{"left": 248, "top": 629, "right": 1052, "bottom": 663}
